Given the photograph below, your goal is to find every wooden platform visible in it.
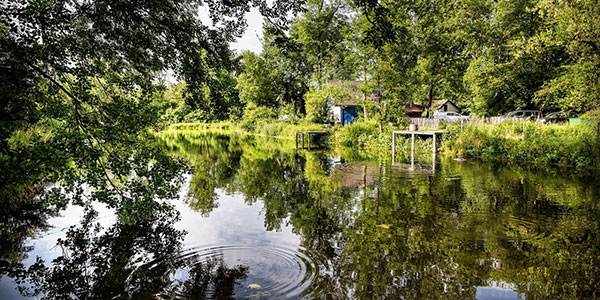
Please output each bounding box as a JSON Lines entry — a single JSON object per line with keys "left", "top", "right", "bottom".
{"left": 392, "top": 130, "right": 446, "bottom": 156}
{"left": 295, "top": 131, "right": 328, "bottom": 150}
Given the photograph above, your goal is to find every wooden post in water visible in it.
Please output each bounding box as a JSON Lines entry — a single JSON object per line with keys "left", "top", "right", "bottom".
{"left": 392, "top": 131, "right": 396, "bottom": 164}
{"left": 295, "top": 132, "right": 298, "bottom": 149}
{"left": 307, "top": 133, "right": 311, "bottom": 150}
{"left": 410, "top": 133, "right": 415, "bottom": 171}
{"left": 433, "top": 133, "right": 437, "bottom": 153}
{"left": 301, "top": 134, "right": 305, "bottom": 149}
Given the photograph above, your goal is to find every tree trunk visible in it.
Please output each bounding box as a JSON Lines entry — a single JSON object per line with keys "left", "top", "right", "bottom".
{"left": 363, "top": 57, "right": 368, "bottom": 120}
{"left": 427, "top": 81, "right": 435, "bottom": 117}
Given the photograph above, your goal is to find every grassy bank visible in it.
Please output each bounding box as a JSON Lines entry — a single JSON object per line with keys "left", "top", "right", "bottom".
{"left": 165, "top": 119, "right": 600, "bottom": 170}
{"left": 443, "top": 121, "right": 600, "bottom": 169}
{"left": 167, "top": 120, "right": 328, "bottom": 140}
{"left": 332, "top": 120, "right": 600, "bottom": 170}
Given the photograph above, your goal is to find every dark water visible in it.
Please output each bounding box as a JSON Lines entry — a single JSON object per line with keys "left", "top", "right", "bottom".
{"left": 2, "top": 131, "right": 600, "bottom": 299}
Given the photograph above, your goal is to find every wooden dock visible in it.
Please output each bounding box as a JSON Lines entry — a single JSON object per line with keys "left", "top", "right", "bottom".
{"left": 295, "top": 131, "right": 328, "bottom": 150}
{"left": 392, "top": 130, "right": 446, "bottom": 153}
{"left": 392, "top": 130, "right": 446, "bottom": 170}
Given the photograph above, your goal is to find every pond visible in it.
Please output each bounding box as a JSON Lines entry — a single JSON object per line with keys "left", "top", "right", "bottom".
{"left": 1, "top": 131, "right": 600, "bottom": 299}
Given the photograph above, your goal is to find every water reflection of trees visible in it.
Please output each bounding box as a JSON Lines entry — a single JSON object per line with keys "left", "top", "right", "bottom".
{"left": 163, "top": 131, "right": 600, "bottom": 299}
{"left": 0, "top": 185, "right": 58, "bottom": 273}
{"left": 5, "top": 206, "right": 248, "bottom": 299}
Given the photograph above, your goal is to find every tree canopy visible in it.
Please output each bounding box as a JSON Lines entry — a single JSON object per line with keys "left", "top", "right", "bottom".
{"left": 0, "top": 0, "right": 303, "bottom": 220}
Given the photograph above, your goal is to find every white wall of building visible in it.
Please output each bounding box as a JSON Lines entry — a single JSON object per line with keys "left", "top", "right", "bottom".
{"left": 331, "top": 106, "right": 342, "bottom": 124}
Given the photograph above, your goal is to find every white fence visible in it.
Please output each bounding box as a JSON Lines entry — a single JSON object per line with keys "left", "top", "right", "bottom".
{"left": 408, "top": 117, "right": 524, "bottom": 128}
{"left": 468, "top": 117, "right": 522, "bottom": 125}
{"left": 408, "top": 118, "right": 441, "bottom": 128}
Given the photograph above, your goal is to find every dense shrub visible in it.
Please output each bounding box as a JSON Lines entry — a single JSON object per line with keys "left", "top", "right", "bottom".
{"left": 444, "top": 121, "right": 600, "bottom": 169}
{"left": 334, "top": 121, "right": 381, "bottom": 147}
{"left": 304, "top": 88, "right": 330, "bottom": 123}
{"left": 240, "top": 103, "right": 276, "bottom": 131}
{"left": 331, "top": 120, "right": 435, "bottom": 160}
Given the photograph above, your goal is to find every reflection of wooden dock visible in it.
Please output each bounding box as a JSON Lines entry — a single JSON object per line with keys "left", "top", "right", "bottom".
{"left": 295, "top": 131, "right": 328, "bottom": 150}
{"left": 332, "top": 162, "right": 434, "bottom": 188}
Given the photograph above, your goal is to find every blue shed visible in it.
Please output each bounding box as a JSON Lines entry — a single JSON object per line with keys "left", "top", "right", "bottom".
{"left": 330, "top": 99, "right": 360, "bottom": 126}
{"left": 327, "top": 80, "right": 368, "bottom": 126}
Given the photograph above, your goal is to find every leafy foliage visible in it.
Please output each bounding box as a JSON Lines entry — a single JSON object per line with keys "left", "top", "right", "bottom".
{"left": 444, "top": 121, "right": 600, "bottom": 170}
{"left": 304, "top": 88, "right": 331, "bottom": 123}
{"left": 0, "top": 0, "right": 304, "bottom": 221}
{"left": 240, "top": 103, "right": 276, "bottom": 131}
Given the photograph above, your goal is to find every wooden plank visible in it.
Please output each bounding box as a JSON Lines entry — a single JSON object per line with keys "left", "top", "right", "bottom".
{"left": 392, "top": 130, "right": 445, "bottom": 136}
{"left": 392, "top": 131, "right": 396, "bottom": 164}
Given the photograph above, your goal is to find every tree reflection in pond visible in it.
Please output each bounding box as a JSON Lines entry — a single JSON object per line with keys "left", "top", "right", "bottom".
{"left": 5, "top": 206, "right": 248, "bottom": 299}
{"left": 161, "top": 131, "right": 600, "bottom": 299}
{"left": 2, "top": 131, "right": 600, "bottom": 299}
{"left": 0, "top": 185, "right": 58, "bottom": 279}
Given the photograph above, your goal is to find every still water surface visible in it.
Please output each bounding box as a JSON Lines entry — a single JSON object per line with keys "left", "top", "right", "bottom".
{"left": 1, "top": 131, "right": 599, "bottom": 299}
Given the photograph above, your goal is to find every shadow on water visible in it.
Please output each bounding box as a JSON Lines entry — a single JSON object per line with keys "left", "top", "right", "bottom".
{"left": 2, "top": 130, "right": 600, "bottom": 299}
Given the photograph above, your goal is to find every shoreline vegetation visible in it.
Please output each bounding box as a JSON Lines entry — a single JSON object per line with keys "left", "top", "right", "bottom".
{"left": 163, "top": 118, "right": 600, "bottom": 172}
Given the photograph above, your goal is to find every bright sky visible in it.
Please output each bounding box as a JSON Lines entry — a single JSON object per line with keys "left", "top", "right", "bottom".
{"left": 197, "top": 5, "right": 265, "bottom": 54}
{"left": 230, "top": 7, "right": 264, "bottom": 54}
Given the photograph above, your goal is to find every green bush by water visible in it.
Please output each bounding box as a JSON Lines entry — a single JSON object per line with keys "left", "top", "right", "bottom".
{"left": 444, "top": 122, "right": 600, "bottom": 169}
{"left": 331, "top": 120, "right": 435, "bottom": 160}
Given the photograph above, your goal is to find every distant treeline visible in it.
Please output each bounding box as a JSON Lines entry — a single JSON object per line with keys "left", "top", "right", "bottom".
{"left": 156, "top": 0, "right": 600, "bottom": 126}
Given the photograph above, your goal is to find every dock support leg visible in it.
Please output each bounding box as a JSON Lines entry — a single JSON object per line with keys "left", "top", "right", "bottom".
{"left": 307, "top": 133, "right": 311, "bottom": 150}
{"left": 301, "top": 134, "right": 305, "bottom": 149}
{"left": 433, "top": 134, "right": 437, "bottom": 153}
{"left": 392, "top": 132, "right": 396, "bottom": 165}
{"left": 410, "top": 133, "right": 415, "bottom": 171}
{"left": 295, "top": 132, "right": 298, "bottom": 149}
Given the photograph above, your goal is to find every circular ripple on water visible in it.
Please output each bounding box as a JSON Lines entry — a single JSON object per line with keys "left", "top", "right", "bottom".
{"left": 129, "top": 244, "right": 319, "bottom": 299}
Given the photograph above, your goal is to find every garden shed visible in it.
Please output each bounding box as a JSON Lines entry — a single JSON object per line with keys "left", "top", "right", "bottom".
{"left": 330, "top": 99, "right": 359, "bottom": 126}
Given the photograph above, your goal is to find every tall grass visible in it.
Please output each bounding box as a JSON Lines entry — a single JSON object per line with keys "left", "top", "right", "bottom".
{"left": 165, "top": 120, "right": 328, "bottom": 141}
{"left": 443, "top": 121, "right": 600, "bottom": 169}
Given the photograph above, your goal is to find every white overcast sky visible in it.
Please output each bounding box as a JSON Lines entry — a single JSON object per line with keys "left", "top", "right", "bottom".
{"left": 231, "top": 7, "right": 264, "bottom": 54}
{"left": 198, "top": 5, "right": 265, "bottom": 54}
